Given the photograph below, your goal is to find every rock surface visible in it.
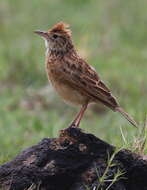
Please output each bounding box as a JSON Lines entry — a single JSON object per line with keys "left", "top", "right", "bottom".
{"left": 0, "top": 127, "right": 147, "bottom": 190}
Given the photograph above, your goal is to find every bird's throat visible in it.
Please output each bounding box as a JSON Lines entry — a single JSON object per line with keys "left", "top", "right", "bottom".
{"left": 44, "top": 39, "right": 75, "bottom": 57}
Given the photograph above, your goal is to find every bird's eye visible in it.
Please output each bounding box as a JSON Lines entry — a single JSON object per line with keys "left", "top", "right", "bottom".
{"left": 53, "top": 34, "right": 58, "bottom": 39}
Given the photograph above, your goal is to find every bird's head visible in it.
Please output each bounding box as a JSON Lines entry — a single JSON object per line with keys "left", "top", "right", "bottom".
{"left": 34, "top": 22, "right": 73, "bottom": 54}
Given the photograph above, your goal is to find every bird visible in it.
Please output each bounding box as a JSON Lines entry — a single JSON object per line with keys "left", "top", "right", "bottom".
{"left": 34, "top": 22, "right": 138, "bottom": 128}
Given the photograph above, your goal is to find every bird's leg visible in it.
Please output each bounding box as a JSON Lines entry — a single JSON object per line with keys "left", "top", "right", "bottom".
{"left": 70, "top": 103, "right": 88, "bottom": 128}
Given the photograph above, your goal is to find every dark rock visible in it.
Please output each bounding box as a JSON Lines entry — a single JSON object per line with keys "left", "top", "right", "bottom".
{"left": 0, "top": 127, "right": 147, "bottom": 190}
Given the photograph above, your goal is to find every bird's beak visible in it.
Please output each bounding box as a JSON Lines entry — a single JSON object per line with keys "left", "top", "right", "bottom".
{"left": 34, "top": 30, "right": 49, "bottom": 39}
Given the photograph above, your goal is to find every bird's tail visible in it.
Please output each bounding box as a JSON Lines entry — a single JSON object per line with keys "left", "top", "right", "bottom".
{"left": 115, "top": 107, "right": 138, "bottom": 128}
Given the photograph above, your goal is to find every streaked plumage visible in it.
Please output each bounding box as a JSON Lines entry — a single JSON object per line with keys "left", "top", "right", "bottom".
{"left": 35, "top": 22, "right": 138, "bottom": 128}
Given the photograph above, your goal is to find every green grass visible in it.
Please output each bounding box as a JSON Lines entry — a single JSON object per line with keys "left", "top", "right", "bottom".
{"left": 0, "top": 0, "right": 147, "bottom": 164}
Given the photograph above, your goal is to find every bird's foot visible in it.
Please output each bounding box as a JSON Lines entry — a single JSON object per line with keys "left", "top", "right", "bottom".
{"left": 69, "top": 122, "right": 79, "bottom": 128}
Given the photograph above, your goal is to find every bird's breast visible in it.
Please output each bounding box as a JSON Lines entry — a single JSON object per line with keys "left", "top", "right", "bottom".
{"left": 45, "top": 60, "right": 88, "bottom": 106}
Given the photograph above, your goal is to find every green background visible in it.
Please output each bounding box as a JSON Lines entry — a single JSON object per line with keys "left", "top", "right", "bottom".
{"left": 0, "top": 0, "right": 147, "bottom": 163}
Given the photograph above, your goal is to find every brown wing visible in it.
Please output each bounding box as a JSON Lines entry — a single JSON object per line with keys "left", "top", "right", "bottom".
{"left": 58, "top": 56, "right": 119, "bottom": 110}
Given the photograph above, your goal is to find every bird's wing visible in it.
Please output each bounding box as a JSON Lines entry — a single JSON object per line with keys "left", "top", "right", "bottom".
{"left": 57, "top": 56, "right": 119, "bottom": 110}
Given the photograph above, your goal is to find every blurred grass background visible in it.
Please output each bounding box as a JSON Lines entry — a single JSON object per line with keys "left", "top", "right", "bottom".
{"left": 0, "top": 0, "right": 147, "bottom": 163}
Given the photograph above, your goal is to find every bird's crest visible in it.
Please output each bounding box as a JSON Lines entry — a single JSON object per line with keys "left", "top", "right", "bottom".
{"left": 49, "top": 22, "right": 71, "bottom": 35}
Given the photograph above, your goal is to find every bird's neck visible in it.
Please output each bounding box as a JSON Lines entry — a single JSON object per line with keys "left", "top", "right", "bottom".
{"left": 45, "top": 41, "right": 77, "bottom": 58}
{"left": 49, "top": 48, "right": 76, "bottom": 56}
